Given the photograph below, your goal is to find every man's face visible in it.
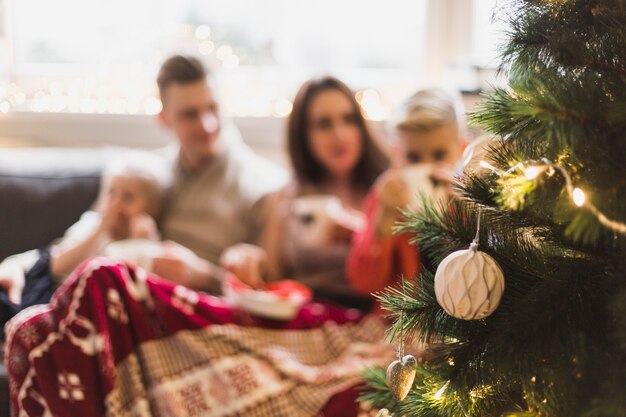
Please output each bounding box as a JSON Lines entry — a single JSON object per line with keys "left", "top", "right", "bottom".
{"left": 159, "top": 80, "right": 222, "bottom": 166}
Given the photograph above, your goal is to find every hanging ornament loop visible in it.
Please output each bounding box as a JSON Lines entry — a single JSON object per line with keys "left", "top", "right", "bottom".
{"left": 386, "top": 280, "right": 417, "bottom": 401}
{"left": 470, "top": 206, "right": 482, "bottom": 252}
{"left": 396, "top": 283, "right": 408, "bottom": 359}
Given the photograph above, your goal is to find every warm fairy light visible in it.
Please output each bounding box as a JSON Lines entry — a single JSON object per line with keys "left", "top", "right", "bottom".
{"left": 524, "top": 166, "right": 543, "bottom": 180}
{"left": 572, "top": 188, "right": 586, "bottom": 207}
{"left": 216, "top": 45, "right": 233, "bottom": 60}
{"left": 273, "top": 99, "right": 293, "bottom": 117}
{"left": 530, "top": 376, "right": 536, "bottom": 383}
{"left": 194, "top": 25, "right": 211, "bottom": 40}
{"left": 199, "top": 40, "right": 215, "bottom": 55}
{"left": 433, "top": 381, "right": 450, "bottom": 400}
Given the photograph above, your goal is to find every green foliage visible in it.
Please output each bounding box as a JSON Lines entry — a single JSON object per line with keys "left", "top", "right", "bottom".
{"left": 364, "top": 1, "right": 626, "bottom": 415}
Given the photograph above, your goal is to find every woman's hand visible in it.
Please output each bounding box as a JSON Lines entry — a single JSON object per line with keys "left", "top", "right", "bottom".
{"left": 220, "top": 243, "right": 267, "bottom": 288}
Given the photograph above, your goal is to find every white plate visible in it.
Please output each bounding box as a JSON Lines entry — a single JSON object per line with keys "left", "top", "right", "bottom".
{"left": 222, "top": 279, "right": 311, "bottom": 321}
{"left": 104, "top": 239, "right": 162, "bottom": 272}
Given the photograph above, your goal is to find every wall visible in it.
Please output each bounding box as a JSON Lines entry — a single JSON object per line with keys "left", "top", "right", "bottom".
{"left": 0, "top": 93, "right": 483, "bottom": 166}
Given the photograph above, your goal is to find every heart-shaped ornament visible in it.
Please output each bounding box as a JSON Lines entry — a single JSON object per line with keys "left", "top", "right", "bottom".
{"left": 386, "top": 354, "right": 417, "bottom": 401}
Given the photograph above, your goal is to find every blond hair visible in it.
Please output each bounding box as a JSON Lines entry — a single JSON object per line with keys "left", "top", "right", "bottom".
{"left": 394, "top": 88, "right": 465, "bottom": 136}
{"left": 99, "top": 152, "right": 172, "bottom": 218}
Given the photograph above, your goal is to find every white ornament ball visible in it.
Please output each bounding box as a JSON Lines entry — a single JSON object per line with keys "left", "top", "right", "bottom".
{"left": 434, "top": 244, "right": 505, "bottom": 320}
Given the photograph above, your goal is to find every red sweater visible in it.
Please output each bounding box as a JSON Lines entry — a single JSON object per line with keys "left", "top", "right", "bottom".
{"left": 346, "top": 190, "right": 420, "bottom": 313}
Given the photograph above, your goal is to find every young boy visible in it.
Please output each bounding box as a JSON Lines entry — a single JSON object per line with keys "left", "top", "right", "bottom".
{"left": 346, "top": 88, "right": 466, "bottom": 310}
{"left": 0, "top": 151, "right": 171, "bottom": 330}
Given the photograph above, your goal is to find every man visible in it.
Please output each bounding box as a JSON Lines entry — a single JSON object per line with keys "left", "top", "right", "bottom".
{"left": 150, "top": 55, "right": 286, "bottom": 292}
{"left": 0, "top": 55, "right": 286, "bottom": 314}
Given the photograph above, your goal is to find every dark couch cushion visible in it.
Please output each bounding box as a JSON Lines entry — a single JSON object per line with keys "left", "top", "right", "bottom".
{"left": 0, "top": 148, "right": 122, "bottom": 261}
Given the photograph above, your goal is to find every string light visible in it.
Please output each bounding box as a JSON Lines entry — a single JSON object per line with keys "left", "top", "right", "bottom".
{"left": 199, "top": 40, "right": 215, "bottom": 55}
{"left": 273, "top": 99, "right": 293, "bottom": 117}
{"left": 524, "top": 166, "right": 544, "bottom": 180}
{"left": 194, "top": 25, "right": 211, "bottom": 40}
{"left": 480, "top": 158, "right": 626, "bottom": 236}
{"left": 572, "top": 188, "right": 586, "bottom": 207}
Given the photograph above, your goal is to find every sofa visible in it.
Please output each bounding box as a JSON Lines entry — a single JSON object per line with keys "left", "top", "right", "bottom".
{"left": 0, "top": 146, "right": 116, "bottom": 417}
{"left": 0, "top": 148, "right": 111, "bottom": 261}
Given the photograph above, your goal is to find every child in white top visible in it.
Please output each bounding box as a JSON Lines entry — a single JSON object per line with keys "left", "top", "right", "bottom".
{"left": 50, "top": 152, "right": 171, "bottom": 278}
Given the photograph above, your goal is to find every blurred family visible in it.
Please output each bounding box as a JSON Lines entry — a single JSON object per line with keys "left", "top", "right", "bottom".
{"left": 1, "top": 54, "right": 471, "bottom": 417}
{"left": 0, "top": 55, "right": 467, "bottom": 318}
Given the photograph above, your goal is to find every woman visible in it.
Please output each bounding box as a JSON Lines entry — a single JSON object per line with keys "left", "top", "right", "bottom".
{"left": 222, "top": 76, "right": 389, "bottom": 309}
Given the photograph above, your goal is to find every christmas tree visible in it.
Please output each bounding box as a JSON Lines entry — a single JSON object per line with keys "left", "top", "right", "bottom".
{"left": 362, "top": 1, "right": 626, "bottom": 416}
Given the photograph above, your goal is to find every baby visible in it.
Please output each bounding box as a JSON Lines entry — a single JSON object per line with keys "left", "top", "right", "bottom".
{"left": 50, "top": 151, "right": 172, "bottom": 277}
{"left": 0, "top": 151, "right": 170, "bottom": 334}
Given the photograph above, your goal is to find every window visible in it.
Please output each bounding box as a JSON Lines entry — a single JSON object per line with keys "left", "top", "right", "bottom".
{"left": 472, "top": 0, "right": 510, "bottom": 69}
{"left": 5, "top": 0, "right": 428, "bottom": 118}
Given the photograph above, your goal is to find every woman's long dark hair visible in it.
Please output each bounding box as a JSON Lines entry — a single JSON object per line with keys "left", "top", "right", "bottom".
{"left": 287, "top": 76, "right": 389, "bottom": 191}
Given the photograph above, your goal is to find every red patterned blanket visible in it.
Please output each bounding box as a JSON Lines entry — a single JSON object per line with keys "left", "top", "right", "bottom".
{"left": 5, "top": 258, "right": 391, "bottom": 417}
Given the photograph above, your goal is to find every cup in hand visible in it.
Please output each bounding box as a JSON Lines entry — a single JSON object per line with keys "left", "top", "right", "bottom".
{"left": 401, "top": 164, "right": 447, "bottom": 211}
{"left": 291, "top": 195, "right": 342, "bottom": 247}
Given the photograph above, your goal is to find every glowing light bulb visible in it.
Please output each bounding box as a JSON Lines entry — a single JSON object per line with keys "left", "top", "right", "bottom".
{"left": 199, "top": 40, "right": 215, "bottom": 55}
{"left": 273, "top": 99, "right": 293, "bottom": 117}
{"left": 195, "top": 25, "right": 211, "bottom": 40}
{"left": 216, "top": 45, "right": 232, "bottom": 60}
{"left": 524, "top": 166, "right": 543, "bottom": 180}
{"left": 572, "top": 188, "right": 586, "bottom": 207}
